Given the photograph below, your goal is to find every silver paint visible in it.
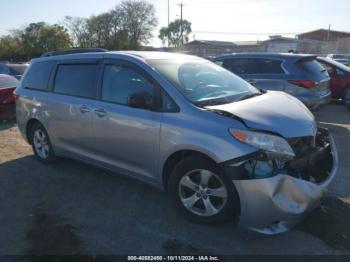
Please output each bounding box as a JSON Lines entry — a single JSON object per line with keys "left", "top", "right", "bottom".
{"left": 15, "top": 51, "right": 338, "bottom": 235}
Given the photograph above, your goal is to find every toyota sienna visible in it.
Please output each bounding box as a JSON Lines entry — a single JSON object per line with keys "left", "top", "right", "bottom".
{"left": 15, "top": 50, "right": 338, "bottom": 234}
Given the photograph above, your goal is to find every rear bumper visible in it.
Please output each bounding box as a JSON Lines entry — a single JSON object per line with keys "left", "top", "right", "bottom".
{"left": 232, "top": 130, "right": 338, "bottom": 235}
{"left": 299, "top": 90, "right": 332, "bottom": 111}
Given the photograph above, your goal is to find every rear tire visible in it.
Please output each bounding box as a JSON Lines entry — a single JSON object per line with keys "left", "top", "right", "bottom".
{"left": 168, "top": 155, "right": 240, "bottom": 224}
{"left": 29, "top": 123, "right": 57, "bottom": 164}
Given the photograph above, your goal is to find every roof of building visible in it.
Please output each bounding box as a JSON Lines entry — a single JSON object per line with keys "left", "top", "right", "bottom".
{"left": 233, "top": 41, "right": 260, "bottom": 46}
{"left": 184, "top": 40, "right": 236, "bottom": 47}
{"left": 263, "top": 36, "right": 298, "bottom": 42}
{"left": 297, "top": 28, "right": 350, "bottom": 37}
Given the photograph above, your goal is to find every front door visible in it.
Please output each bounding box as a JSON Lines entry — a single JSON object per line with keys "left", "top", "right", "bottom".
{"left": 91, "top": 61, "right": 161, "bottom": 180}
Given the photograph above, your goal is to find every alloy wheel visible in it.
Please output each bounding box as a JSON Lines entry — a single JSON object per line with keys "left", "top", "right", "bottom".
{"left": 178, "top": 169, "right": 228, "bottom": 217}
{"left": 33, "top": 129, "right": 50, "bottom": 159}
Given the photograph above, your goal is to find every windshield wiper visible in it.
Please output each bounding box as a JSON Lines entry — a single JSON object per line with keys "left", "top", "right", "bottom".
{"left": 237, "top": 92, "right": 263, "bottom": 101}
{"left": 195, "top": 100, "right": 229, "bottom": 107}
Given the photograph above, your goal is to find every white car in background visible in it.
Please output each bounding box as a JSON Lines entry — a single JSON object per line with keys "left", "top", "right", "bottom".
{"left": 327, "top": 54, "right": 350, "bottom": 66}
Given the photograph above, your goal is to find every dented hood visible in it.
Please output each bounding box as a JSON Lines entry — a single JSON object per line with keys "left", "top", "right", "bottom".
{"left": 208, "top": 91, "right": 316, "bottom": 138}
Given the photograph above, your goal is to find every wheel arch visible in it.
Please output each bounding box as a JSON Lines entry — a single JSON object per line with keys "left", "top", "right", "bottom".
{"left": 161, "top": 149, "right": 217, "bottom": 191}
{"left": 26, "top": 118, "right": 44, "bottom": 144}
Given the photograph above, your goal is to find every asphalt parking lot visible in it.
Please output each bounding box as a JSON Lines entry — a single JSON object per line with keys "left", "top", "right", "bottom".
{"left": 0, "top": 102, "right": 349, "bottom": 256}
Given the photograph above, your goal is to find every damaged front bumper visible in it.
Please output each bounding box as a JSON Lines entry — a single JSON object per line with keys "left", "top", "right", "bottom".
{"left": 232, "top": 129, "right": 338, "bottom": 235}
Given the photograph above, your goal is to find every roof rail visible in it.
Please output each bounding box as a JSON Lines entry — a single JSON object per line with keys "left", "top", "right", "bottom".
{"left": 41, "top": 48, "right": 108, "bottom": 57}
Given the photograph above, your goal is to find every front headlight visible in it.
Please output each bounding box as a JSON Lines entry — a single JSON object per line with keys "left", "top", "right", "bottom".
{"left": 229, "top": 128, "right": 295, "bottom": 160}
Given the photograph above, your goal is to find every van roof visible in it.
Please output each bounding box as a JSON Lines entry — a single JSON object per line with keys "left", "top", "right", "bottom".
{"left": 32, "top": 51, "right": 202, "bottom": 63}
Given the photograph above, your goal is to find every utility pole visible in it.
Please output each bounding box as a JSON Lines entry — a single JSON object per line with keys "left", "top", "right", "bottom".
{"left": 327, "top": 24, "right": 331, "bottom": 41}
{"left": 168, "top": 0, "right": 170, "bottom": 27}
{"left": 168, "top": 0, "right": 170, "bottom": 47}
{"left": 178, "top": 2, "right": 184, "bottom": 46}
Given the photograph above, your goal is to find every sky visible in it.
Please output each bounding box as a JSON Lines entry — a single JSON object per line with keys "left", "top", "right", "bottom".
{"left": 0, "top": 0, "right": 350, "bottom": 47}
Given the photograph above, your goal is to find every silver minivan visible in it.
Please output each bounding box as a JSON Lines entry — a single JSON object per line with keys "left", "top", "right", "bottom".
{"left": 15, "top": 51, "right": 338, "bottom": 235}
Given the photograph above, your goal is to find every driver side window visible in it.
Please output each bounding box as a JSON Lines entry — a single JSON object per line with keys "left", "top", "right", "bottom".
{"left": 101, "top": 64, "right": 155, "bottom": 107}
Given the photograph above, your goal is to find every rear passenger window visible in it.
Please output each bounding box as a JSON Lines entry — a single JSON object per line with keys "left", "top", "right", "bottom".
{"left": 22, "top": 61, "right": 55, "bottom": 90}
{"left": 101, "top": 64, "right": 154, "bottom": 106}
{"left": 255, "top": 59, "right": 284, "bottom": 74}
{"left": 54, "top": 64, "right": 98, "bottom": 99}
{"left": 223, "top": 59, "right": 255, "bottom": 74}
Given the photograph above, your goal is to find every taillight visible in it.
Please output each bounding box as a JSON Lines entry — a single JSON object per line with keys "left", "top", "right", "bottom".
{"left": 289, "top": 80, "right": 318, "bottom": 89}
{"left": 13, "top": 90, "right": 20, "bottom": 101}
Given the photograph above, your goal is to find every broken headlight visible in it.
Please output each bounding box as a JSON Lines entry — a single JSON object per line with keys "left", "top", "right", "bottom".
{"left": 229, "top": 128, "right": 295, "bottom": 160}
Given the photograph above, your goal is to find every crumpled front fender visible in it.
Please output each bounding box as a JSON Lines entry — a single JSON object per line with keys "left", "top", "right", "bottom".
{"left": 233, "top": 130, "right": 338, "bottom": 235}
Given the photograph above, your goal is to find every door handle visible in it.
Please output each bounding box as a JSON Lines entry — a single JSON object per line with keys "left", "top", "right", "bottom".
{"left": 94, "top": 108, "right": 107, "bottom": 118}
{"left": 79, "top": 105, "right": 91, "bottom": 114}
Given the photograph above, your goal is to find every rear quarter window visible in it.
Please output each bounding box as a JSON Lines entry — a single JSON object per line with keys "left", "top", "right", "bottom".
{"left": 22, "top": 61, "right": 55, "bottom": 90}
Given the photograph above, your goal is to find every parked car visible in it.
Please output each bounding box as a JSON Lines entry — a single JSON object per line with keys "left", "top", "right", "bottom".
{"left": 327, "top": 54, "right": 350, "bottom": 66}
{"left": 317, "top": 57, "right": 350, "bottom": 105}
{"left": 212, "top": 53, "right": 331, "bottom": 110}
{"left": 15, "top": 50, "right": 338, "bottom": 235}
{"left": 0, "top": 74, "right": 19, "bottom": 119}
{"left": 0, "top": 63, "right": 29, "bottom": 80}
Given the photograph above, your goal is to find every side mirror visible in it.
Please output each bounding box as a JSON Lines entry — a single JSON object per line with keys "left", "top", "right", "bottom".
{"left": 127, "top": 91, "right": 154, "bottom": 110}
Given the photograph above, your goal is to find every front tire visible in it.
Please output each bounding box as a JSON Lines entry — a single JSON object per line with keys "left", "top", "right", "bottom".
{"left": 29, "top": 123, "right": 57, "bottom": 163}
{"left": 168, "top": 156, "right": 239, "bottom": 224}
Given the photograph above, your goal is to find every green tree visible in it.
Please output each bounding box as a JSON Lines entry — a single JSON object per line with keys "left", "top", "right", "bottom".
{"left": 119, "top": 0, "right": 158, "bottom": 49}
{"left": 0, "top": 35, "right": 25, "bottom": 61}
{"left": 64, "top": 1, "right": 156, "bottom": 50}
{"left": 159, "top": 19, "right": 192, "bottom": 48}
{"left": 21, "top": 22, "right": 71, "bottom": 58}
{"left": 63, "top": 16, "right": 91, "bottom": 48}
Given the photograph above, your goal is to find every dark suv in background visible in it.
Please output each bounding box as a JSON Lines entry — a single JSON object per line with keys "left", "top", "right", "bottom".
{"left": 212, "top": 53, "right": 331, "bottom": 110}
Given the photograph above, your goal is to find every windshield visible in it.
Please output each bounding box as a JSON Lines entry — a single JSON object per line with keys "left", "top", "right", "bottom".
{"left": 148, "top": 58, "right": 259, "bottom": 106}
